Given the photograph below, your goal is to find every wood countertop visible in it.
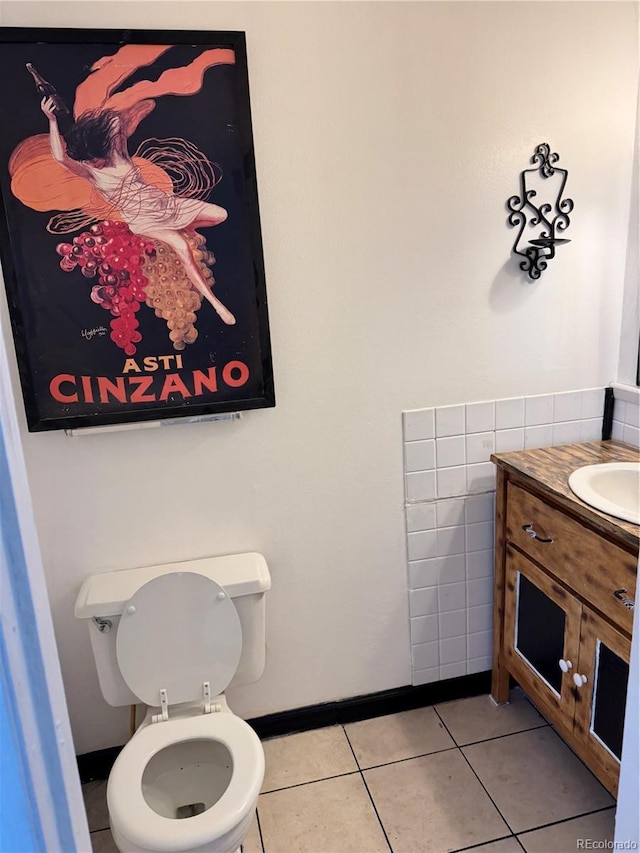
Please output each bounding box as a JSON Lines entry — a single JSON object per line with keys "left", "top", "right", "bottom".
{"left": 491, "top": 440, "right": 640, "bottom": 551}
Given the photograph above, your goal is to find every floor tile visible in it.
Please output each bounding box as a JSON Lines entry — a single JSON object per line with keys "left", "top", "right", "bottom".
{"left": 435, "top": 689, "right": 546, "bottom": 746}
{"left": 91, "top": 828, "right": 118, "bottom": 853}
{"left": 258, "top": 774, "right": 388, "bottom": 853}
{"left": 261, "top": 726, "right": 358, "bottom": 792}
{"left": 364, "top": 748, "right": 509, "bottom": 853}
{"left": 344, "top": 706, "right": 455, "bottom": 768}
{"left": 462, "top": 728, "right": 614, "bottom": 833}
{"left": 462, "top": 840, "right": 522, "bottom": 852}
{"left": 82, "top": 780, "right": 109, "bottom": 833}
{"left": 242, "top": 811, "right": 264, "bottom": 853}
{"left": 517, "top": 807, "right": 616, "bottom": 852}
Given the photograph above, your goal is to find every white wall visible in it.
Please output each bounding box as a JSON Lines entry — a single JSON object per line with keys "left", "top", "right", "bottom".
{"left": 618, "top": 72, "right": 640, "bottom": 388}
{"left": 0, "top": 1, "right": 637, "bottom": 755}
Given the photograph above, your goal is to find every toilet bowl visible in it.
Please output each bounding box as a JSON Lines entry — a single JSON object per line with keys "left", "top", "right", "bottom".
{"left": 108, "top": 710, "right": 264, "bottom": 853}
{"left": 75, "top": 557, "right": 271, "bottom": 853}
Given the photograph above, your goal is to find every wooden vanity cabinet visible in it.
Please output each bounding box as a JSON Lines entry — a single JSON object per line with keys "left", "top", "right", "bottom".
{"left": 491, "top": 444, "right": 639, "bottom": 798}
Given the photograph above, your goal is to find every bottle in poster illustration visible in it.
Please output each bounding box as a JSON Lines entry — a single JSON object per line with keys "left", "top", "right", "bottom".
{"left": 26, "top": 63, "right": 70, "bottom": 118}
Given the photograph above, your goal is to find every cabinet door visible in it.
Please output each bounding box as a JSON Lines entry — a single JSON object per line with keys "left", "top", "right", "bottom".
{"left": 504, "top": 545, "right": 581, "bottom": 724}
{"left": 573, "top": 606, "right": 631, "bottom": 796}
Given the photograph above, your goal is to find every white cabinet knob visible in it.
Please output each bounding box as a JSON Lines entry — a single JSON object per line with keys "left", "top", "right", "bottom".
{"left": 126, "top": 605, "right": 136, "bottom": 615}
{"left": 572, "top": 673, "right": 588, "bottom": 687}
{"left": 558, "top": 659, "right": 573, "bottom": 673}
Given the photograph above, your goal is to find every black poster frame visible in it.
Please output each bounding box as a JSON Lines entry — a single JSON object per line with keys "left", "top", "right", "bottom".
{"left": 0, "top": 27, "right": 274, "bottom": 431}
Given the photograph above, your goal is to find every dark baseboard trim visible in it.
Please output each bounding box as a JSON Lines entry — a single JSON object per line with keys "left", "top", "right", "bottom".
{"left": 77, "top": 745, "right": 123, "bottom": 784}
{"left": 247, "top": 671, "right": 491, "bottom": 739}
{"left": 76, "top": 671, "right": 491, "bottom": 782}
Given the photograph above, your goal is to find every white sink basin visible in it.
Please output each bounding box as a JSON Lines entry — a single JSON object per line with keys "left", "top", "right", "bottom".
{"left": 568, "top": 462, "right": 640, "bottom": 525}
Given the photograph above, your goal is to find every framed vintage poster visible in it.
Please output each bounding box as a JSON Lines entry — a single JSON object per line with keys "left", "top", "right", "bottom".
{"left": 0, "top": 28, "right": 274, "bottom": 431}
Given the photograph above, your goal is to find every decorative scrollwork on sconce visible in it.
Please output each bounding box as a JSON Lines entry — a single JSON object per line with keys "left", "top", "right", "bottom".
{"left": 507, "top": 143, "right": 573, "bottom": 280}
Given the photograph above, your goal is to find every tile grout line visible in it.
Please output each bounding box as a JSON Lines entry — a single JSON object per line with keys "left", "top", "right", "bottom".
{"left": 358, "top": 770, "right": 395, "bottom": 853}
{"left": 451, "top": 721, "right": 549, "bottom": 750}
{"left": 255, "top": 722, "right": 551, "bottom": 791}
{"left": 360, "top": 743, "right": 459, "bottom": 772}
{"left": 260, "top": 737, "right": 464, "bottom": 794}
{"left": 545, "top": 723, "right": 620, "bottom": 794}
{"left": 520, "top": 723, "right": 617, "bottom": 813}
{"left": 341, "top": 724, "right": 394, "bottom": 853}
{"left": 434, "top": 711, "right": 617, "bottom": 846}
{"left": 257, "top": 718, "right": 574, "bottom": 846}
{"left": 448, "top": 833, "right": 521, "bottom": 852}
{"left": 257, "top": 726, "right": 552, "bottom": 804}
{"left": 260, "top": 768, "right": 363, "bottom": 795}
{"left": 255, "top": 806, "right": 266, "bottom": 853}
{"left": 513, "top": 804, "right": 617, "bottom": 839}
{"left": 432, "top": 706, "right": 518, "bottom": 837}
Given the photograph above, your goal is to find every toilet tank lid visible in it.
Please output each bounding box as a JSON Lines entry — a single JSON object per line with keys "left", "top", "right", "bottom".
{"left": 74, "top": 552, "right": 271, "bottom": 619}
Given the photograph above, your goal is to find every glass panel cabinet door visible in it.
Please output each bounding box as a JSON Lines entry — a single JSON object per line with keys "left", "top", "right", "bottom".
{"left": 592, "top": 644, "right": 628, "bottom": 759}
{"left": 516, "top": 572, "right": 566, "bottom": 693}
{"left": 504, "top": 544, "right": 581, "bottom": 722}
{"left": 573, "top": 605, "right": 631, "bottom": 796}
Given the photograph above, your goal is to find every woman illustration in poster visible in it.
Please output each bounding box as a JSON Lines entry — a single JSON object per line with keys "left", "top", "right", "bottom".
{"left": 40, "top": 95, "right": 235, "bottom": 325}
{"left": 9, "top": 44, "right": 240, "bottom": 347}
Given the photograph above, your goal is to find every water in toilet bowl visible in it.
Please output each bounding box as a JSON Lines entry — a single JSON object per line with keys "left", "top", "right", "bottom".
{"left": 142, "top": 739, "right": 233, "bottom": 820}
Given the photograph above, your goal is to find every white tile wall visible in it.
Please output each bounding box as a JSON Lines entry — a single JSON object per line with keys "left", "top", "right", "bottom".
{"left": 524, "top": 424, "right": 553, "bottom": 449}
{"left": 612, "top": 394, "right": 640, "bottom": 448}
{"left": 435, "top": 405, "right": 465, "bottom": 437}
{"left": 402, "top": 408, "right": 435, "bottom": 442}
{"left": 495, "top": 397, "right": 524, "bottom": 430}
{"left": 553, "top": 390, "right": 582, "bottom": 422}
{"left": 439, "top": 609, "right": 467, "bottom": 639}
{"left": 403, "top": 387, "right": 607, "bottom": 684}
{"left": 495, "top": 427, "right": 524, "bottom": 452}
{"left": 436, "top": 466, "right": 467, "bottom": 498}
{"left": 406, "top": 470, "right": 436, "bottom": 502}
{"left": 405, "top": 439, "right": 436, "bottom": 472}
{"left": 406, "top": 503, "right": 436, "bottom": 533}
{"left": 465, "top": 401, "right": 494, "bottom": 433}
{"left": 525, "top": 394, "right": 554, "bottom": 426}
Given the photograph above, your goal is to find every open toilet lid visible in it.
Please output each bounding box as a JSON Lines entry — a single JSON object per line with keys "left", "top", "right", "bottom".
{"left": 116, "top": 572, "right": 242, "bottom": 707}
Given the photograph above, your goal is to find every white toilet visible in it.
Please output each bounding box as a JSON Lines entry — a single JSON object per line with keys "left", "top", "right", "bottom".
{"left": 75, "top": 552, "right": 271, "bottom": 853}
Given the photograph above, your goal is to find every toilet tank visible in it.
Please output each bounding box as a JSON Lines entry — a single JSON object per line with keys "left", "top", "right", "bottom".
{"left": 75, "top": 553, "right": 270, "bottom": 707}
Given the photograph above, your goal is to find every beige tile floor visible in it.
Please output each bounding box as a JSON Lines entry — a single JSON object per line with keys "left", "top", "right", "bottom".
{"left": 85, "top": 689, "right": 616, "bottom": 853}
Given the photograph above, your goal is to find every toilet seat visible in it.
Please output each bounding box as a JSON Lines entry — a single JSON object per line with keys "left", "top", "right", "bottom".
{"left": 116, "top": 572, "right": 242, "bottom": 707}
{"left": 107, "top": 712, "right": 264, "bottom": 853}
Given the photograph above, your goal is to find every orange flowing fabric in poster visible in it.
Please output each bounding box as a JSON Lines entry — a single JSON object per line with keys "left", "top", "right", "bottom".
{"left": 9, "top": 45, "right": 236, "bottom": 223}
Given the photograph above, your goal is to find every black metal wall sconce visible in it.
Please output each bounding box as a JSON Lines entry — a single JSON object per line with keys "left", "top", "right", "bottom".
{"left": 507, "top": 143, "right": 573, "bottom": 280}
